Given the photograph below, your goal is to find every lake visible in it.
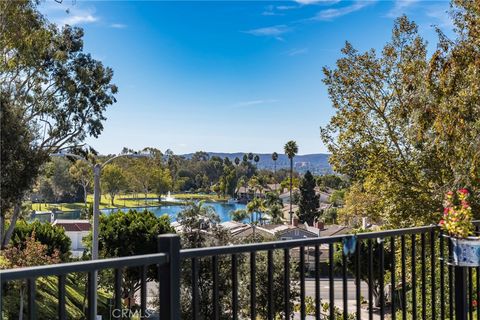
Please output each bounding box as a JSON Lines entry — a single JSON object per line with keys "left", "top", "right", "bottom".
{"left": 101, "top": 201, "right": 248, "bottom": 222}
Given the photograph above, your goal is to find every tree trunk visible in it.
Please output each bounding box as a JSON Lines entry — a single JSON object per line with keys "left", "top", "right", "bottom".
{"left": 0, "top": 213, "right": 4, "bottom": 250}
{"left": 274, "top": 161, "right": 277, "bottom": 192}
{"left": 289, "top": 159, "right": 293, "bottom": 224}
{"left": 83, "top": 185, "right": 88, "bottom": 207}
{"left": 111, "top": 194, "right": 115, "bottom": 206}
{"left": 2, "top": 203, "right": 21, "bottom": 248}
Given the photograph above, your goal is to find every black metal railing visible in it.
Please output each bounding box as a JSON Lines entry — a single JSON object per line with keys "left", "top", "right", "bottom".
{"left": 0, "top": 234, "right": 180, "bottom": 320}
{"left": 1, "top": 225, "right": 478, "bottom": 319}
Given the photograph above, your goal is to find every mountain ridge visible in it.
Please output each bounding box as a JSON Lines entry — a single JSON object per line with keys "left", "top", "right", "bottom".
{"left": 182, "top": 152, "right": 332, "bottom": 174}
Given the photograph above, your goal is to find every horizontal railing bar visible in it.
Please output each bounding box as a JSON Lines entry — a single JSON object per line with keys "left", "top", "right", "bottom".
{"left": 0, "top": 253, "right": 168, "bottom": 282}
{"left": 180, "top": 224, "right": 440, "bottom": 259}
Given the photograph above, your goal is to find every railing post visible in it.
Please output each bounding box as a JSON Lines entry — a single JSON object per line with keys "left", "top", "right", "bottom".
{"left": 454, "top": 266, "right": 467, "bottom": 320}
{"left": 158, "top": 234, "right": 181, "bottom": 320}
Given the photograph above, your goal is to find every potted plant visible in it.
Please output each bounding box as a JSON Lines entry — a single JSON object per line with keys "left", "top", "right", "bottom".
{"left": 440, "top": 188, "right": 480, "bottom": 266}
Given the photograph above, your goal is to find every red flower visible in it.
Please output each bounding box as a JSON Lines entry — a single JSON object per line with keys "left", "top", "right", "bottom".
{"left": 444, "top": 207, "right": 450, "bottom": 214}
{"left": 447, "top": 191, "right": 454, "bottom": 196}
{"left": 439, "top": 219, "right": 445, "bottom": 225}
{"left": 458, "top": 188, "right": 469, "bottom": 195}
{"left": 472, "top": 300, "right": 477, "bottom": 307}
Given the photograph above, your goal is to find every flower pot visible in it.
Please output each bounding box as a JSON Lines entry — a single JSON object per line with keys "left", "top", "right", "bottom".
{"left": 451, "top": 237, "right": 480, "bottom": 267}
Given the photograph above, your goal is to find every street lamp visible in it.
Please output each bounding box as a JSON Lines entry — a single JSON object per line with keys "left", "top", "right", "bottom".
{"left": 51, "top": 151, "right": 149, "bottom": 316}
{"left": 51, "top": 152, "right": 148, "bottom": 258}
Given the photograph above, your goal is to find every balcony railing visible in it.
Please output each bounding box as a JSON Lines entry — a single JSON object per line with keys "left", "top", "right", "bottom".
{"left": 0, "top": 224, "right": 476, "bottom": 319}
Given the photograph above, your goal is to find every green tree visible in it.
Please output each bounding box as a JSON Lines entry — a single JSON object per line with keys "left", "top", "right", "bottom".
{"left": 150, "top": 168, "right": 173, "bottom": 201}
{"left": 317, "top": 174, "right": 349, "bottom": 191}
{"left": 0, "top": 0, "right": 117, "bottom": 246}
{"left": 10, "top": 220, "right": 71, "bottom": 261}
{"left": 69, "top": 160, "right": 93, "bottom": 207}
{"left": 176, "top": 202, "right": 234, "bottom": 319}
{"left": 284, "top": 140, "right": 298, "bottom": 224}
{"left": 177, "top": 202, "right": 229, "bottom": 248}
{"left": 320, "top": 13, "right": 480, "bottom": 226}
{"left": 247, "top": 198, "right": 265, "bottom": 227}
{"left": 230, "top": 209, "right": 249, "bottom": 222}
{"left": 43, "top": 158, "right": 77, "bottom": 203}
{"left": 264, "top": 191, "right": 282, "bottom": 208}
{"left": 253, "top": 154, "right": 260, "bottom": 166}
{"left": 0, "top": 96, "right": 47, "bottom": 248}
{"left": 234, "top": 157, "right": 240, "bottom": 166}
{"left": 272, "top": 152, "right": 279, "bottom": 190}
{"left": 94, "top": 210, "right": 173, "bottom": 304}
{"left": 101, "top": 165, "right": 127, "bottom": 206}
{"left": 298, "top": 171, "right": 320, "bottom": 225}
{"left": 267, "top": 204, "right": 284, "bottom": 224}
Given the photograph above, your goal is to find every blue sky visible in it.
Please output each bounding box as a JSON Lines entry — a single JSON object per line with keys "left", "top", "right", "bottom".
{"left": 40, "top": 0, "right": 452, "bottom": 155}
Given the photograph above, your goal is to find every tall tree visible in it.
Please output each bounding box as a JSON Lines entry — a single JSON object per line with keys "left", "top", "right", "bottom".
{"left": 284, "top": 140, "right": 298, "bottom": 224}
{"left": 69, "top": 160, "right": 93, "bottom": 207}
{"left": 0, "top": 97, "right": 46, "bottom": 248}
{"left": 271, "top": 152, "right": 278, "bottom": 190}
{"left": 101, "top": 165, "right": 127, "bottom": 206}
{"left": 298, "top": 171, "right": 320, "bottom": 225}
{"left": 230, "top": 209, "right": 249, "bottom": 222}
{"left": 320, "top": 10, "right": 480, "bottom": 226}
{"left": 48, "top": 158, "right": 76, "bottom": 202}
{"left": 93, "top": 210, "right": 173, "bottom": 304}
{"left": 0, "top": 0, "right": 117, "bottom": 246}
{"left": 150, "top": 168, "right": 173, "bottom": 201}
{"left": 253, "top": 154, "right": 260, "bottom": 166}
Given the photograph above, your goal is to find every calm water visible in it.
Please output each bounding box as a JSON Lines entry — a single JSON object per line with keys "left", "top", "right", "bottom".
{"left": 101, "top": 201, "right": 247, "bottom": 222}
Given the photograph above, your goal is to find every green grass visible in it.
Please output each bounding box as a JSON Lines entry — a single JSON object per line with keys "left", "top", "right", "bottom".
{"left": 2, "top": 275, "right": 111, "bottom": 319}
{"left": 29, "top": 192, "right": 225, "bottom": 212}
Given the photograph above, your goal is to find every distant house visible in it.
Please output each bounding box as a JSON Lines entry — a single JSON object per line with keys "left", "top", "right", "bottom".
{"left": 230, "top": 223, "right": 319, "bottom": 241}
{"left": 219, "top": 221, "right": 251, "bottom": 237}
{"left": 52, "top": 219, "right": 91, "bottom": 258}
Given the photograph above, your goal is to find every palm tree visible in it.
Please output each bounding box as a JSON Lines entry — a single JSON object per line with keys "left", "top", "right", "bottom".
{"left": 243, "top": 154, "right": 248, "bottom": 163}
{"left": 268, "top": 204, "right": 283, "bottom": 224}
{"left": 230, "top": 209, "right": 249, "bottom": 222}
{"left": 234, "top": 157, "right": 240, "bottom": 166}
{"left": 264, "top": 191, "right": 282, "bottom": 208}
{"left": 253, "top": 154, "right": 260, "bottom": 166}
{"left": 284, "top": 140, "right": 298, "bottom": 224}
{"left": 271, "top": 152, "right": 278, "bottom": 190}
{"left": 247, "top": 198, "right": 266, "bottom": 238}
{"left": 248, "top": 152, "right": 254, "bottom": 161}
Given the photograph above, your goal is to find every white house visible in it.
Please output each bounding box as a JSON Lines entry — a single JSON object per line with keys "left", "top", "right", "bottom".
{"left": 52, "top": 219, "right": 91, "bottom": 258}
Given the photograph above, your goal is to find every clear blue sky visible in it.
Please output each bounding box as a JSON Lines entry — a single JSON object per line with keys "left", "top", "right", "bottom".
{"left": 40, "top": 0, "right": 451, "bottom": 155}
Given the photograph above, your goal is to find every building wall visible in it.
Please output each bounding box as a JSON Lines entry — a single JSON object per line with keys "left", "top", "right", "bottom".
{"left": 66, "top": 231, "right": 89, "bottom": 250}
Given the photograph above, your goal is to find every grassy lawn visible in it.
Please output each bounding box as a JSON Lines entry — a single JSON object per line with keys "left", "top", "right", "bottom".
{"left": 30, "top": 192, "right": 225, "bottom": 212}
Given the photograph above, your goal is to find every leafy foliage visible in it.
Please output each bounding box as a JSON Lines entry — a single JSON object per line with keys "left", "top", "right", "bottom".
{"left": 298, "top": 171, "right": 320, "bottom": 224}
{"left": 93, "top": 209, "right": 173, "bottom": 300}
{"left": 9, "top": 220, "right": 71, "bottom": 261}
{"left": 0, "top": 0, "right": 117, "bottom": 245}
{"left": 321, "top": 9, "right": 480, "bottom": 226}
{"left": 101, "top": 164, "right": 127, "bottom": 205}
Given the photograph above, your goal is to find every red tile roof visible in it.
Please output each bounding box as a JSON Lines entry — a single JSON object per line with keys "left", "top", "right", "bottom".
{"left": 55, "top": 222, "right": 91, "bottom": 232}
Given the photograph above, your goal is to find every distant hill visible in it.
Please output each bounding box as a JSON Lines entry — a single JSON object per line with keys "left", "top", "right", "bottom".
{"left": 182, "top": 152, "right": 332, "bottom": 175}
